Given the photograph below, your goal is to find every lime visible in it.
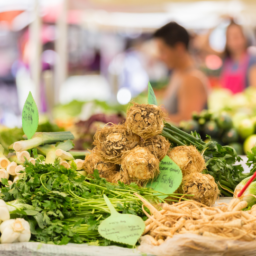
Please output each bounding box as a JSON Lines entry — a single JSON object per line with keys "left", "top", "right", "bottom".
{"left": 232, "top": 112, "right": 248, "bottom": 130}
{"left": 238, "top": 118, "right": 254, "bottom": 139}
{"left": 244, "top": 135, "right": 256, "bottom": 154}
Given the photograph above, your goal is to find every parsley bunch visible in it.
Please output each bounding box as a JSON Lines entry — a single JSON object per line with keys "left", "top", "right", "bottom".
{"left": 0, "top": 161, "right": 174, "bottom": 246}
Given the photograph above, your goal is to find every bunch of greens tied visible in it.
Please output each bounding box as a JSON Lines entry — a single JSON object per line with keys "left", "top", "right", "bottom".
{"left": 0, "top": 160, "right": 180, "bottom": 246}
{"left": 162, "top": 123, "right": 255, "bottom": 196}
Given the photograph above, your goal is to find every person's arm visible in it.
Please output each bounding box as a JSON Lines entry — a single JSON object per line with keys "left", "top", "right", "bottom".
{"left": 249, "top": 64, "right": 256, "bottom": 88}
{"left": 167, "top": 74, "right": 207, "bottom": 124}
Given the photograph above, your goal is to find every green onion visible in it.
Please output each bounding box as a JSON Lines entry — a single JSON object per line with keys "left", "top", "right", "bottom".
{"left": 55, "top": 149, "right": 74, "bottom": 161}
{"left": 69, "top": 151, "right": 89, "bottom": 159}
{"left": 11, "top": 132, "right": 74, "bottom": 151}
{"left": 38, "top": 140, "right": 74, "bottom": 164}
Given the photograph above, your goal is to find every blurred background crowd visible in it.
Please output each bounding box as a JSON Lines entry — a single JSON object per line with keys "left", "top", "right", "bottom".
{"left": 2, "top": 0, "right": 256, "bottom": 154}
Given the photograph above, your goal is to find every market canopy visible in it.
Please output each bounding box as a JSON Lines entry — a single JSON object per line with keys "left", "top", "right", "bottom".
{"left": 1, "top": 0, "right": 256, "bottom": 12}
{"left": 1, "top": 0, "right": 256, "bottom": 31}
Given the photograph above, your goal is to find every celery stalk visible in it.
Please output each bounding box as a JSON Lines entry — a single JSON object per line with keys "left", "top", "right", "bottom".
{"left": 12, "top": 132, "right": 74, "bottom": 151}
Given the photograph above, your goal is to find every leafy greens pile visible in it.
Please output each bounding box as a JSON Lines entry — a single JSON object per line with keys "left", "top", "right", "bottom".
{"left": 163, "top": 123, "right": 255, "bottom": 196}
{"left": 0, "top": 160, "right": 173, "bottom": 246}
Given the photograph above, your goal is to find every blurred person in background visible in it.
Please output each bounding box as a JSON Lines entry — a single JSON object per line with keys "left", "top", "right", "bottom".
{"left": 221, "top": 20, "right": 256, "bottom": 94}
{"left": 153, "top": 22, "right": 209, "bottom": 124}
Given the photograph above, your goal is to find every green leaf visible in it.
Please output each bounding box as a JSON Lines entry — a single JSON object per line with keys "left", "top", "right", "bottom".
{"left": 50, "top": 191, "right": 68, "bottom": 197}
{"left": 93, "top": 170, "right": 100, "bottom": 179}
{"left": 1, "top": 178, "right": 8, "bottom": 186}
{"left": 28, "top": 219, "right": 38, "bottom": 235}
{"left": 24, "top": 209, "right": 40, "bottom": 216}
{"left": 32, "top": 148, "right": 38, "bottom": 158}
{"left": 59, "top": 236, "right": 70, "bottom": 245}
{"left": 34, "top": 213, "right": 46, "bottom": 229}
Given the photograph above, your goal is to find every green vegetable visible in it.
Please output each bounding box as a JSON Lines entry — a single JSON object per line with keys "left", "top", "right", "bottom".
{"left": 234, "top": 176, "right": 256, "bottom": 206}
{"left": 216, "top": 112, "right": 233, "bottom": 130}
{"left": 204, "top": 121, "right": 219, "bottom": 138}
{"left": 192, "top": 112, "right": 200, "bottom": 121}
{"left": 200, "top": 110, "right": 213, "bottom": 121}
{"left": 11, "top": 132, "right": 74, "bottom": 152}
{"left": 229, "top": 143, "right": 243, "bottom": 155}
{"left": 180, "top": 120, "right": 199, "bottom": 133}
{"left": 162, "top": 122, "right": 255, "bottom": 196}
{"left": 53, "top": 100, "right": 127, "bottom": 120}
{"left": 238, "top": 118, "right": 254, "bottom": 139}
{"left": 0, "top": 128, "right": 23, "bottom": 153}
{"left": 69, "top": 151, "right": 88, "bottom": 159}
{"left": 37, "top": 140, "right": 74, "bottom": 164}
{"left": 0, "top": 161, "right": 183, "bottom": 246}
{"left": 0, "top": 122, "right": 63, "bottom": 153}
{"left": 232, "top": 112, "right": 248, "bottom": 130}
{"left": 198, "top": 117, "right": 206, "bottom": 126}
{"left": 222, "top": 128, "right": 239, "bottom": 144}
{"left": 244, "top": 135, "right": 256, "bottom": 154}
{"left": 55, "top": 149, "right": 74, "bottom": 161}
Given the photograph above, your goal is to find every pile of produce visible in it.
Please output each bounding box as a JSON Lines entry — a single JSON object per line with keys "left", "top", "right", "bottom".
{"left": 0, "top": 132, "right": 87, "bottom": 187}
{"left": 180, "top": 88, "right": 256, "bottom": 155}
{"left": 82, "top": 100, "right": 252, "bottom": 200}
{"left": 0, "top": 162, "right": 175, "bottom": 245}
{"left": 3, "top": 94, "right": 256, "bottom": 252}
{"left": 84, "top": 103, "right": 170, "bottom": 186}
{"left": 180, "top": 109, "right": 256, "bottom": 155}
{"left": 208, "top": 87, "right": 256, "bottom": 114}
{"left": 162, "top": 122, "right": 255, "bottom": 197}
{"left": 166, "top": 145, "right": 218, "bottom": 206}
{"left": 81, "top": 102, "right": 221, "bottom": 206}
{"left": 0, "top": 129, "right": 188, "bottom": 245}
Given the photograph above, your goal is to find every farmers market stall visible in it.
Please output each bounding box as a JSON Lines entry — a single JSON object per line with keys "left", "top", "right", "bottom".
{"left": 1, "top": 87, "right": 256, "bottom": 256}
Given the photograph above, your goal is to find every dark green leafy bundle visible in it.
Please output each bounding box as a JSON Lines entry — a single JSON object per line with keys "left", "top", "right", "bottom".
{"left": 0, "top": 160, "right": 178, "bottom": 246}
{"left": 163, "top": 122, "right": 254, "bottom": 196}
